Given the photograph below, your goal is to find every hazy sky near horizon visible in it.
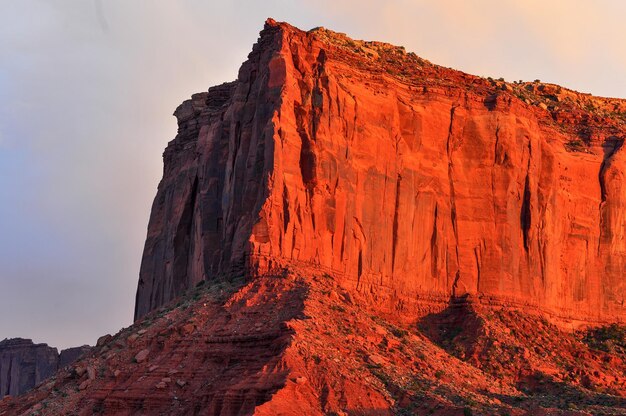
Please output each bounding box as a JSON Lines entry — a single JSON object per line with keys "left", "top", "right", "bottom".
{"left": 1, "top": 0, "right": 625, "bottom": 349}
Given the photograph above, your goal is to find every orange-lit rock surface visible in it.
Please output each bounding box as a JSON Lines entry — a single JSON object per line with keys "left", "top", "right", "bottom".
{"left": 136, "top": 19, "right": 625, "bottom": 326}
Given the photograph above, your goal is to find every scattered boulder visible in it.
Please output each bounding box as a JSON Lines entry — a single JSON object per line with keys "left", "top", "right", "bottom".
{"left": 135, "top": 349, "right": 150, "bottom": 363}
{"left": 127, "top": 334, "right": 139, "bottom": 346}
{"left": 96, "top": 334, "right": 112, "bottom": 347}
{"left": 74, "top": 366, "right": 86, "bottom": 377}
{"left": 179, "top": 324, "right": 195, "bottom": 335}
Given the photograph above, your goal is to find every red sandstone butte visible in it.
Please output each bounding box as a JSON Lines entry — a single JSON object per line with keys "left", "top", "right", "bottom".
{"left": 135, "top": 19, "right": 625, "bottom": 326}
{"left": 4, "top": 19, "right": 626, "bottom": 416}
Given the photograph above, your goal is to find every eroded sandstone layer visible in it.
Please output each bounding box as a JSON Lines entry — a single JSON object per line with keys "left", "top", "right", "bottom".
{"left": 135, "top": 19, "right": 626, "bottom": 325}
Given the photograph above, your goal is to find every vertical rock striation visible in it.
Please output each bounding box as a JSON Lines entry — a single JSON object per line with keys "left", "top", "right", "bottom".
{"left": 135, "top": 19, "right": 626, "bottom": 325}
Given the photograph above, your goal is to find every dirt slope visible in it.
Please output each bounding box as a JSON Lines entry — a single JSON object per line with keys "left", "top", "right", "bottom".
{"left": 4, "top": 268, "right": 625, "bottom": 415}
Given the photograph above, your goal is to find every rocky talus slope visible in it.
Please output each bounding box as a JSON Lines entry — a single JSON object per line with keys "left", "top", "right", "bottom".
{"left": 2, "top": 269, "right": 626, "bottom": 415}
{"left": 3, "top": 18, "right": 626, "bottom": 415}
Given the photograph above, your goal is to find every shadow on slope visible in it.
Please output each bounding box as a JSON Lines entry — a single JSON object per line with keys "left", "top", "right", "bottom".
{"left": 419, "top": 295, "right": 626, "bottom": 414}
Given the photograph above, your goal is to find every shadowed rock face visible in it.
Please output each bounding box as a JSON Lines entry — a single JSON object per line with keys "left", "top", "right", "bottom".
{"left": 0, "top": 339, "right": 90, "bottom": 399}
{"left": 135, "top": 19, "right": 626, "bottom": 325}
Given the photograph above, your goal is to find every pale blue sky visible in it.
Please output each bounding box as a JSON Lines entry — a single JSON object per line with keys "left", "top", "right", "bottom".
{"left": 1, "top": 0, "right": 624, "bottom": 349}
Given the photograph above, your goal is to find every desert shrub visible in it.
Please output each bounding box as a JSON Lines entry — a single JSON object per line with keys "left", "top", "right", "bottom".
{"left": 566, "top": 139, "right": 585, "bottom": 151}
{"left": 390, "top": 326, "right": 408, "bottom": 338}
{"left": 582, "top": 324, "right": 626, "bottom": 355}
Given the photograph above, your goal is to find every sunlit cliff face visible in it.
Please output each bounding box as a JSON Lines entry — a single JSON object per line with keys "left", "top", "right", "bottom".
{"left": 135, "top": 19, "right": 626, "bottom": 324}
